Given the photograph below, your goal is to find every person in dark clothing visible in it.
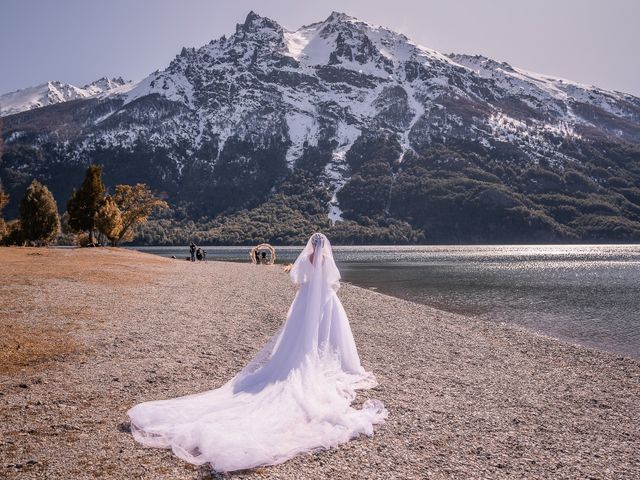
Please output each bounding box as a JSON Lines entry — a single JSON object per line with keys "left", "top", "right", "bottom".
{"left": 196, "top": 248, "right": 204, "bottom": 261}
{"left": 189, "top": 242, "right": 197, "bottom": 262}
{"left": 254, "top": 250, "right": 260, "bottom": 264}
{"left": 261, "top": 251, "right": 267, "bottom": 264}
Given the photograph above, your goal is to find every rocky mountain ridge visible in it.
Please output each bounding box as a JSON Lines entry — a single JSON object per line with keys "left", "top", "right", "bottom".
{"left": 2, "top": 11, "right": 640, "bottom": 244}
{"left": 0, "top": 77, "right": 131, "bottom": 116}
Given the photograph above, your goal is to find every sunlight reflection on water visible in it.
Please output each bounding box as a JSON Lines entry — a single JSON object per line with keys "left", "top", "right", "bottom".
{"left": 133, "top": 245, "right": 640, "bottom": 359}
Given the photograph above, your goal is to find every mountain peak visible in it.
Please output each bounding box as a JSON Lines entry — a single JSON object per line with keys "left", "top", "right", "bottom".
{"left": 237, "top": 10, "right": 281, "bottom": 34}
{"left": 83, "top": 76, "right": 127, "bottom": 90}
{"left": 325, "top": 11, "right": 356, "bottom": 23}
{"left": 245, "top": 10, "right": 260, "bottom": 22}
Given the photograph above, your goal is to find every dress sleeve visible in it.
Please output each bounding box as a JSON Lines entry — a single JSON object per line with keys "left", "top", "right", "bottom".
{"left": 289, "top": 255, "right": 312, "bottom": 287}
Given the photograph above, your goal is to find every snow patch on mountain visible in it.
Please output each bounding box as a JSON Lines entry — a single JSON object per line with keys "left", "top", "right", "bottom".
{"left": 284, "top": 24, "right": 330, "bottom": 63}
{"left": 125, "top": 71, "right": 193, "bottom": 107}
{"left": 401, "top": 83, "right": 425, "bottom": 154}
{"left": 324, "top": 122, "right": 360, "bottom": 223}
{"left": 285, "top": 111, "right": 320, "bottom": 167}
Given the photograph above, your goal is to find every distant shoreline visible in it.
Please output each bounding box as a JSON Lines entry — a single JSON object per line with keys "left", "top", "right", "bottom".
{"left": 122, "top": 242, "right": 640, "bottom": 247}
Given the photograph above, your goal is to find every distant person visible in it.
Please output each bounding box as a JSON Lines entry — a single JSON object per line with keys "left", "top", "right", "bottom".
{"left": 196, "top": 248, "right": 204, "bottom": 261}
{"left": 189, "top": 242, "right": 197, "bottom": 262}
{"left": 261, "top": 251, "right": 267, "bottom": 264}
{"left": 254, "top": 250, "right": 260, "bottom": 264}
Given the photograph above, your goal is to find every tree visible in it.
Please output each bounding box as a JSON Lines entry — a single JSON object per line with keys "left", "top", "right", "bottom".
{"left": 95, "top": 195, "right": 124, "bottom": 246}
{"left": 67, "top": 165, "right": 105, "bottom": 244}
{"left": 0, "top": 186, "right": 8, "bottom": 211}
{"left": 19, "top": 180, "right": 61, "bottom": 245}
{"left": 111, "top": 184, "right": 167, "bottom": 246}
{"left": 0, "top": 185, "right": 8, "bottom": 240}
{"left": 1, "top": 220, "right": 24, "bottom": 246}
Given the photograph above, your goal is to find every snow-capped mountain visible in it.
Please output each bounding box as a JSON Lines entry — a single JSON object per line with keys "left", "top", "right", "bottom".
{"left": 0, "top": 77, "right": 132, "bottom": 116}
{"left": 2, "top": 12, "right": 640, "bottom": 243}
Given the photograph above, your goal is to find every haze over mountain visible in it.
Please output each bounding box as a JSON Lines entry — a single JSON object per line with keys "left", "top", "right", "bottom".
{"left": 2, "top": 12, "right": 640, "bottom": 244}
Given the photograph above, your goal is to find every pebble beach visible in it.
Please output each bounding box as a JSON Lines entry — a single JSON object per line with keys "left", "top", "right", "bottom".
{"left": 1, "top": 247, "right": 638, "bottom": 479}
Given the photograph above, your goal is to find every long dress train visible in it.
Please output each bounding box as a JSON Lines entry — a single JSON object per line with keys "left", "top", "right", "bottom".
{"left": 127, "top": 233, "right": 387, "bottom": 472}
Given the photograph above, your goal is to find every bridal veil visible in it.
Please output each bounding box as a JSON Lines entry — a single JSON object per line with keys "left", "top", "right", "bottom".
{"left": 128, "top": 233, "right": 387, "bottom": 472}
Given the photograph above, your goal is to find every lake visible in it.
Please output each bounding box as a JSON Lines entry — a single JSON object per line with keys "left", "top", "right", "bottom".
{"left": 132, "top": 245, "right": 640, "bottom": 359}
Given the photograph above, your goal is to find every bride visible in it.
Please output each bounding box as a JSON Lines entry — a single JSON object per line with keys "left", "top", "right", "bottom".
{"left": 128, "top": 233, "right": 387, "bottom": 472}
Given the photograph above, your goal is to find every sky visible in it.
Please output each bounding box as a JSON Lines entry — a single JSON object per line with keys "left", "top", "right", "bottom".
{"left": 1, "top": 0, "right": 639, "bottom": 96}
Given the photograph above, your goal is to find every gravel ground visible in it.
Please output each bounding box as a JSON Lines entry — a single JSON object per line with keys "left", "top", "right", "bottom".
{"left": 1, "top": 247, "right": 638, "bottom": 479}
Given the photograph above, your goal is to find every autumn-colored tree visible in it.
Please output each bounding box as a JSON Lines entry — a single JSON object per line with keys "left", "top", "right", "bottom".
{"left": 95, "top": 195, "right": 124, "bottom": 246}
{"left": 111, "top": 184, "right": 167, "bottom": 246}
{"left": 67, "top": 165, "right": 105, "bottom": 244}
{"left": 2, "top": 220, "right": 24, "bottom": 246}
{"left": 0, "top": 185, "right": 8, "bottom": 240}
{"left": 0, "top": 186, "right": 8, "bottom": 211}
{"left": 19, "top": 180, "right": 61, "bottom": 245}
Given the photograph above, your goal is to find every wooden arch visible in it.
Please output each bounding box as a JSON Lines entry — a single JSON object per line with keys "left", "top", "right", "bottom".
{"left": 250, "top": 243, "right": 276, "bottom": 265}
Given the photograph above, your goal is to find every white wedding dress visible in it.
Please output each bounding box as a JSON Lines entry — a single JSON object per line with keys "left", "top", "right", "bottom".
{"left": 128, "top": 233, "right": 387, "bottom": 472}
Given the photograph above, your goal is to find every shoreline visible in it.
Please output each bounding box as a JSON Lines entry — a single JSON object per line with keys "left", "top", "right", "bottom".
{"left": 130, "top": 244, "right": 640, "bottom": 360}
{"left": 1, "top": 247, "right": 638, "bottom": 479}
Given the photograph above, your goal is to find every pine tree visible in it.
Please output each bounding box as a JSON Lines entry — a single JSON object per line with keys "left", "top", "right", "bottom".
{"left": 95, "top": 195, "right": 124, "bottom": 246}
{"left": 19, "top": 180, "right": 61, "bottom": 245}
{"left": 67, "top": 165, "right": 105, "bottom": 244}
